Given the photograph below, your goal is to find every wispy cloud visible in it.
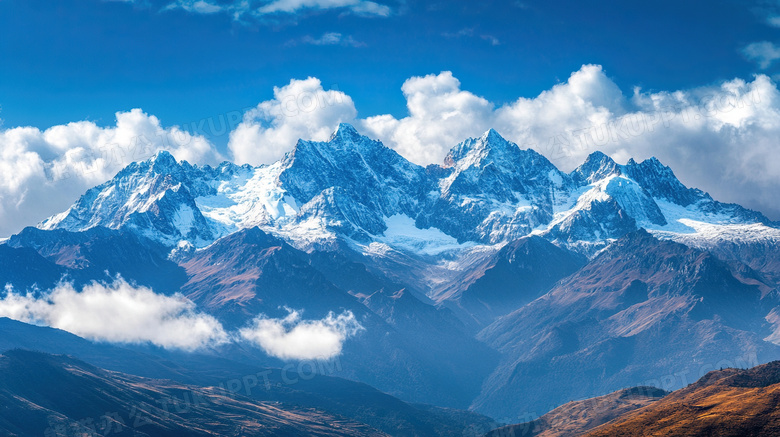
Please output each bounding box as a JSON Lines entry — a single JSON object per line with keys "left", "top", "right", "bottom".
{"left": 442, "top": 27, "right": 475, "bottom": 38}
{"left": 288, "top": 32, "right": 366, "bottom": 47}
{"left": 443, "top": 28, "right": 500, "bottom": 46}
{"left": 164, "top": 0, "right": 223, "bottom": 14}
{"left": 742, "top": 41, "right": 780, "bottom": 69}
{"left": 257, "top": 0, "right": 391, "bottom": 17}
{"left": 481, "top": 34, "right": 500, "bottom": 46}
{"left": 122, "top": 0, "right": 393, "bottom": 20}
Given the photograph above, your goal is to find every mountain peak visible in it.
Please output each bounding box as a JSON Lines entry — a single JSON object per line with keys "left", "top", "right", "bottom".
{"left": 445, "top": 128, "right": 517, "bottom": 165}
{"left": 329, "top": 122, "right": 361, "bottom": 142}
{"left": 626, "top": 156, "right": 663, "bottom": 169}
{"left": 150, "top": 149, "right": 176, "bottom": 164}
{"left": 572, "top": 151, "right": 621, "bottom": 185}
{"left": 620, "top": 156, "right": 703, "bottom": 205}
{"left": 479, "top": 128, "right": 511, "bottom": 149}
{"left": 145, "top": 149, "right": 181, "bottom": 175}
{"left": 483, "top": 128, "right": 504, "bottom": 142}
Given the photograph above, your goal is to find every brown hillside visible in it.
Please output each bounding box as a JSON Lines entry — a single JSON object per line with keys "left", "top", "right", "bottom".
{"left": 484, "top": 386, "right": 667, "bottom": 437}
{"left": 587, "top": 360, "right": 780, "bottom": 436}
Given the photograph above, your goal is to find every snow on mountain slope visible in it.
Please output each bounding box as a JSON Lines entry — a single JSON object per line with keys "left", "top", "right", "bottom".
{"left": 646, "top": 199, "right": 780, "bottom": 282}
{"left": 376, "top": 214, "right": 476, "bottom": 256}
{"left": 36, "top": 125, "right": 779, "bottom": 261}
{"left": 39, "top": 151, "right": 232, "bottom": 247}
{"left": 537, "top": 151, "right": 778, "bottom": 256}
{"left": 195, "top": 161, "right": 298, "bottom": 235}
{"left": 420, "top": 128, "right": 575, "bottom": 244}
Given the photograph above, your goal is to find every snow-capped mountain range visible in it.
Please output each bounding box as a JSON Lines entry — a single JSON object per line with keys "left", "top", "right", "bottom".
{"left": 11, "top": 123, "right": 780, "bottom": 422}
{"left": 40, "top": 123, "right": 780, "bottom": 258}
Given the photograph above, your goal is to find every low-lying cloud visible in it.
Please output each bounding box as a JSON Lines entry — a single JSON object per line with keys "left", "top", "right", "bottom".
{"left": 240, "top": 309, "right": 364, "bottom": 360}
{"left": 0, "top": 279, "right": 363, "bottom": 358}
{"left": 0, "top": 279, "right": 228, "bottom": 351}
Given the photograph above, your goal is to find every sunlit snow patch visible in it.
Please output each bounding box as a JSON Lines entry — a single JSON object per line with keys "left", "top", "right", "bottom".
{"left": 377, "top": 214, "right": 475, "bottom": 256}
{"left": 196, "top": 162, "right": 299, "bottom": 238}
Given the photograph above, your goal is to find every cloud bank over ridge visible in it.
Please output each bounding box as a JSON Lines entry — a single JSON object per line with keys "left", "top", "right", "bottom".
{"left": 1, "top": 65, "right": 779, "bottom": 239}
{"left": 229, "top": 65, "right": 780, "bottom": 220}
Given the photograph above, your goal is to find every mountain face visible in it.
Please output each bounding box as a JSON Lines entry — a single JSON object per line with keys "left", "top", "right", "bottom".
{"left": 0, "top": 244, "right": 66, "bottom": 291}
{"left": 38, "top": 152, "right": 246, "bottom": 247}
{"left": 430, "top": 236, "right": 587, "bottom": 328}
{"left": 420, "top": 129, "right": 574, "bottom": 243}
{"left": 586, "top": 361, "right": 780, "bottom": 437}
{"left": 280, "top": 124, "right": 429, "bottom": 232}
{"left": 176, "top": 226, "right": 498, "bottom": 408}
{"left": 473, "top": 230, "right": 780, "bottom": 419}
{"left": 6, "top": 226, "right": 187, "bottom": 293}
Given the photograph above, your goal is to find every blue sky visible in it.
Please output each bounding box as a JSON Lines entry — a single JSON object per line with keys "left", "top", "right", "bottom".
{"left": 1, "top": 0, "right": 776, "bottom": 147}
{"left": 1, "top": 0, "right": 780, "bottom": 234}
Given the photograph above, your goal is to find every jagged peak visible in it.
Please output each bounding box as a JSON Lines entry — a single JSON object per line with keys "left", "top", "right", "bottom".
{"left": 328, "top": 122, "right": 362, "bottom": 143}
{"left": 482, "top": 128, "right": 504, "bottom": 142}
{"left": 622, "top": 156, "right": 677, "bottom": 179}
{"left": 571, "top": 151, "right": 621, "bottom": 185}
{"left": 109, "top": 150, "right": 180, "bottom": 181}
{"left": 476, "top": 128, "right": 512, "bottom": 150}
{"left": 585, "top": 150, "right": 612, "bottom": 162}
{"left": 284, "top": 122, "right": 416, "bottom": 176}
{"left": 148, "top": 149, "right": 179, "bottom": 170}
{"left": 623, "top": 156, "right": 677, "bottom": 177}
{"left": 446, "top": 128, "right": 518, "bottom": 165}
{"left": 626, "top": 156, "right": 663, "bottom": 167}
{"left": 118, "top": 149, "right": 183, "bottom": 178}
{"left": 619, "top": 156, "right": 707, "bottom": 206}
{"left": 151, "top": 149, "right": 175, "bottom": 161}
{"left": 286, "top": 123, "right": 373, "bottom": 158}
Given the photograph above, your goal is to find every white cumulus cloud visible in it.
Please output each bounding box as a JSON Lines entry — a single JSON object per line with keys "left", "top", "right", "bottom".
{"left": 240, "top": 309, "right": 364, "bottom": 360}
{"left": 361, "top": 71, "right": 495, "bottom": 164}
{"left": 0, "top": 279, "right": 229, "bottom": 351}
{"left": 228, "top": 77, "right": 357, "bottom": 164}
